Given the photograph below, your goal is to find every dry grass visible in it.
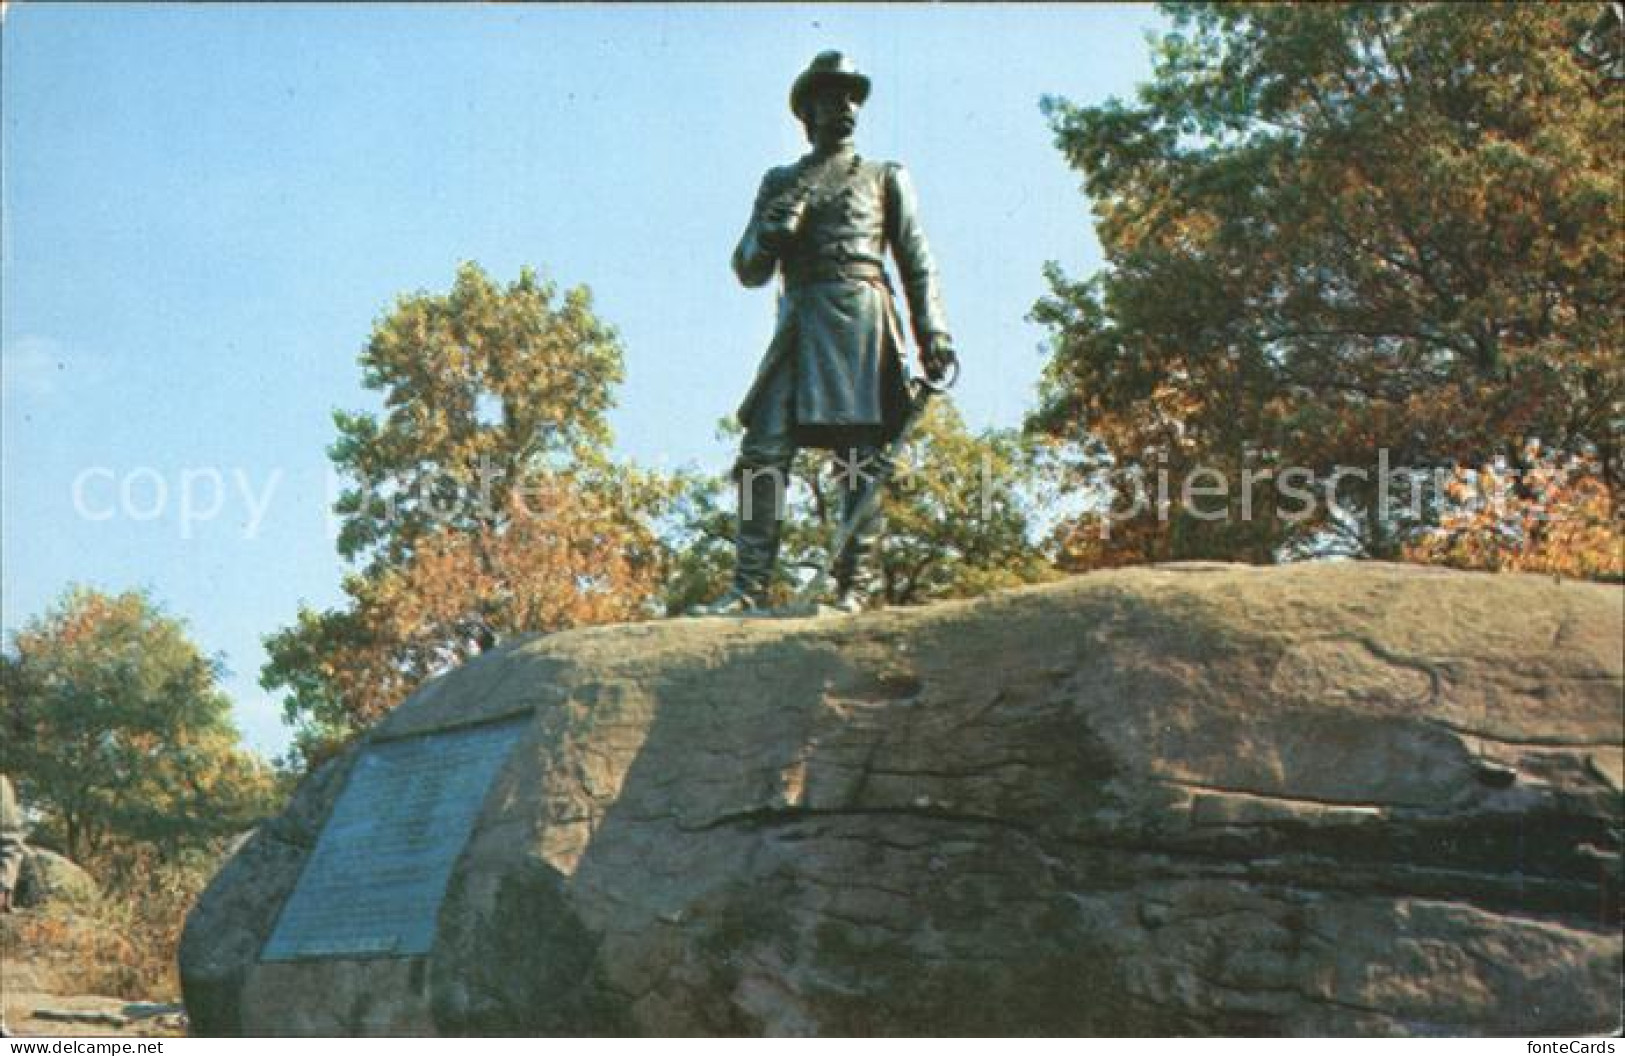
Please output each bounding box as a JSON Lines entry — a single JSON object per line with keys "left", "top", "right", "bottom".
{"left": 7, "top": 854, "right": 213, "bottom": 1001}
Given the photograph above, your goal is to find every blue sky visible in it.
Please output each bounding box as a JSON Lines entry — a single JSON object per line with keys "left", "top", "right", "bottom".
{"left": 2, "top": 3, "right": 1167, "bottom": 757}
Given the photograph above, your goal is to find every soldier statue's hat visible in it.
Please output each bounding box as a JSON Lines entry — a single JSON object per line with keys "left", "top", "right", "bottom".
{"left": 789, "top": 51, "right": 871, "bottom": 119}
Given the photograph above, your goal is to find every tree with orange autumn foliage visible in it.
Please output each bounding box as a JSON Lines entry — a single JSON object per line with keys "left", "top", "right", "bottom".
{"left": 262, "top": 264, "right": 666, "bottom": 765}
{"left": 1405, "top": 442, "right": 1623, "bottom": 581}
{"left": 1031, "top": 3, "right": 1622, "bottom": 570}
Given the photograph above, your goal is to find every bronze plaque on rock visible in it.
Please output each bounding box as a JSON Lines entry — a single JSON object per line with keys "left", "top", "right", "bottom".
{"left": 261, "top": 718, "right": 526, "bottom": 960}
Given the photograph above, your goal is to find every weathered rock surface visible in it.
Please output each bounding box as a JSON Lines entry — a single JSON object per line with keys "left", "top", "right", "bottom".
{"left": 181, "top": 563, "right": 1624, "bottom": 1036}
{"left": 16, "top": 848, "right": 100, "bottom": 909}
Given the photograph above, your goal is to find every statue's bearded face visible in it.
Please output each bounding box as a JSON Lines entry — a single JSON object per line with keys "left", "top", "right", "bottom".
{"left": 804, "top": 82, "right": 861, "bottom": 147}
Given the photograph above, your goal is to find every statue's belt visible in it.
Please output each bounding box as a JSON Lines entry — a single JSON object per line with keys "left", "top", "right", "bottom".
{"left": 782, "top": 260, "right": 892, "bottom": 292}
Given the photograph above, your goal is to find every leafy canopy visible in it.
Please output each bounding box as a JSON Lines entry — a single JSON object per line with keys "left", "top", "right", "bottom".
{"left": 331, "top": 261, "right": 627, "bottom": 569}
{"left": 264, "top": 264, "right": 665, "bottom": 764}
{"left": 1032, "top": 2, "right": 1622, "bottom": 566}
{"left": 2, "top": 587, "right": 278, "bottom": 863}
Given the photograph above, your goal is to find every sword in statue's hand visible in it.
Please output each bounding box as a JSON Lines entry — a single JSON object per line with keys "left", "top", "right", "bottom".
{"left": 792, "top": 346, "right": 961, "bottom": 611}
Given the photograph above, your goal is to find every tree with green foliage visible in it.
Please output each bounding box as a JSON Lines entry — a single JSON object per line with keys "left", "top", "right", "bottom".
{"left": 1, "top": 587, "right": 278, "bottom": 864}
{"left": 328, "top": 262, "right": 628, "bottom": 571}
{"left": 263, "top": 263, "right": 666, "bottom": 764}
{"left": 1031, "top": 2, "right": 1622, "bottom": 568}
{"left": 662, "top": 402, "right": 1056, "bottom": 614}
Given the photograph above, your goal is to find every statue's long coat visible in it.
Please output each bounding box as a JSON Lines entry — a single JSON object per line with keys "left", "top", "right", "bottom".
{"left": 732, "top": 148, "right": 951, "bottom": 446}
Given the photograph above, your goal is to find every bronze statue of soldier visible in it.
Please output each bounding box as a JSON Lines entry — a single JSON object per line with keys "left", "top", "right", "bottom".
{"left": 692, "top": 51, "right": 956, "bottom": 616}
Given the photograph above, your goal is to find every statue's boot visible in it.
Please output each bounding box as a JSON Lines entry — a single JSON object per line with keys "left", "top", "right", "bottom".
{"left": 688, "top": 464, "right": 786, "bottom": 617}
{"left": 829, "top": 445, "right": 892, "bottom": 614}
{"left": 688, "top": 586, "right": 763, "bottom": 617}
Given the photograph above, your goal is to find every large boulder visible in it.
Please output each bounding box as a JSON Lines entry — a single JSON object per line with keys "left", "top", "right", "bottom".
{"left": 16, "top": 848, "right": 100, "bottom": 909}
{"left": 181, "top": 563, "right": 1623, "bottom": 1036}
